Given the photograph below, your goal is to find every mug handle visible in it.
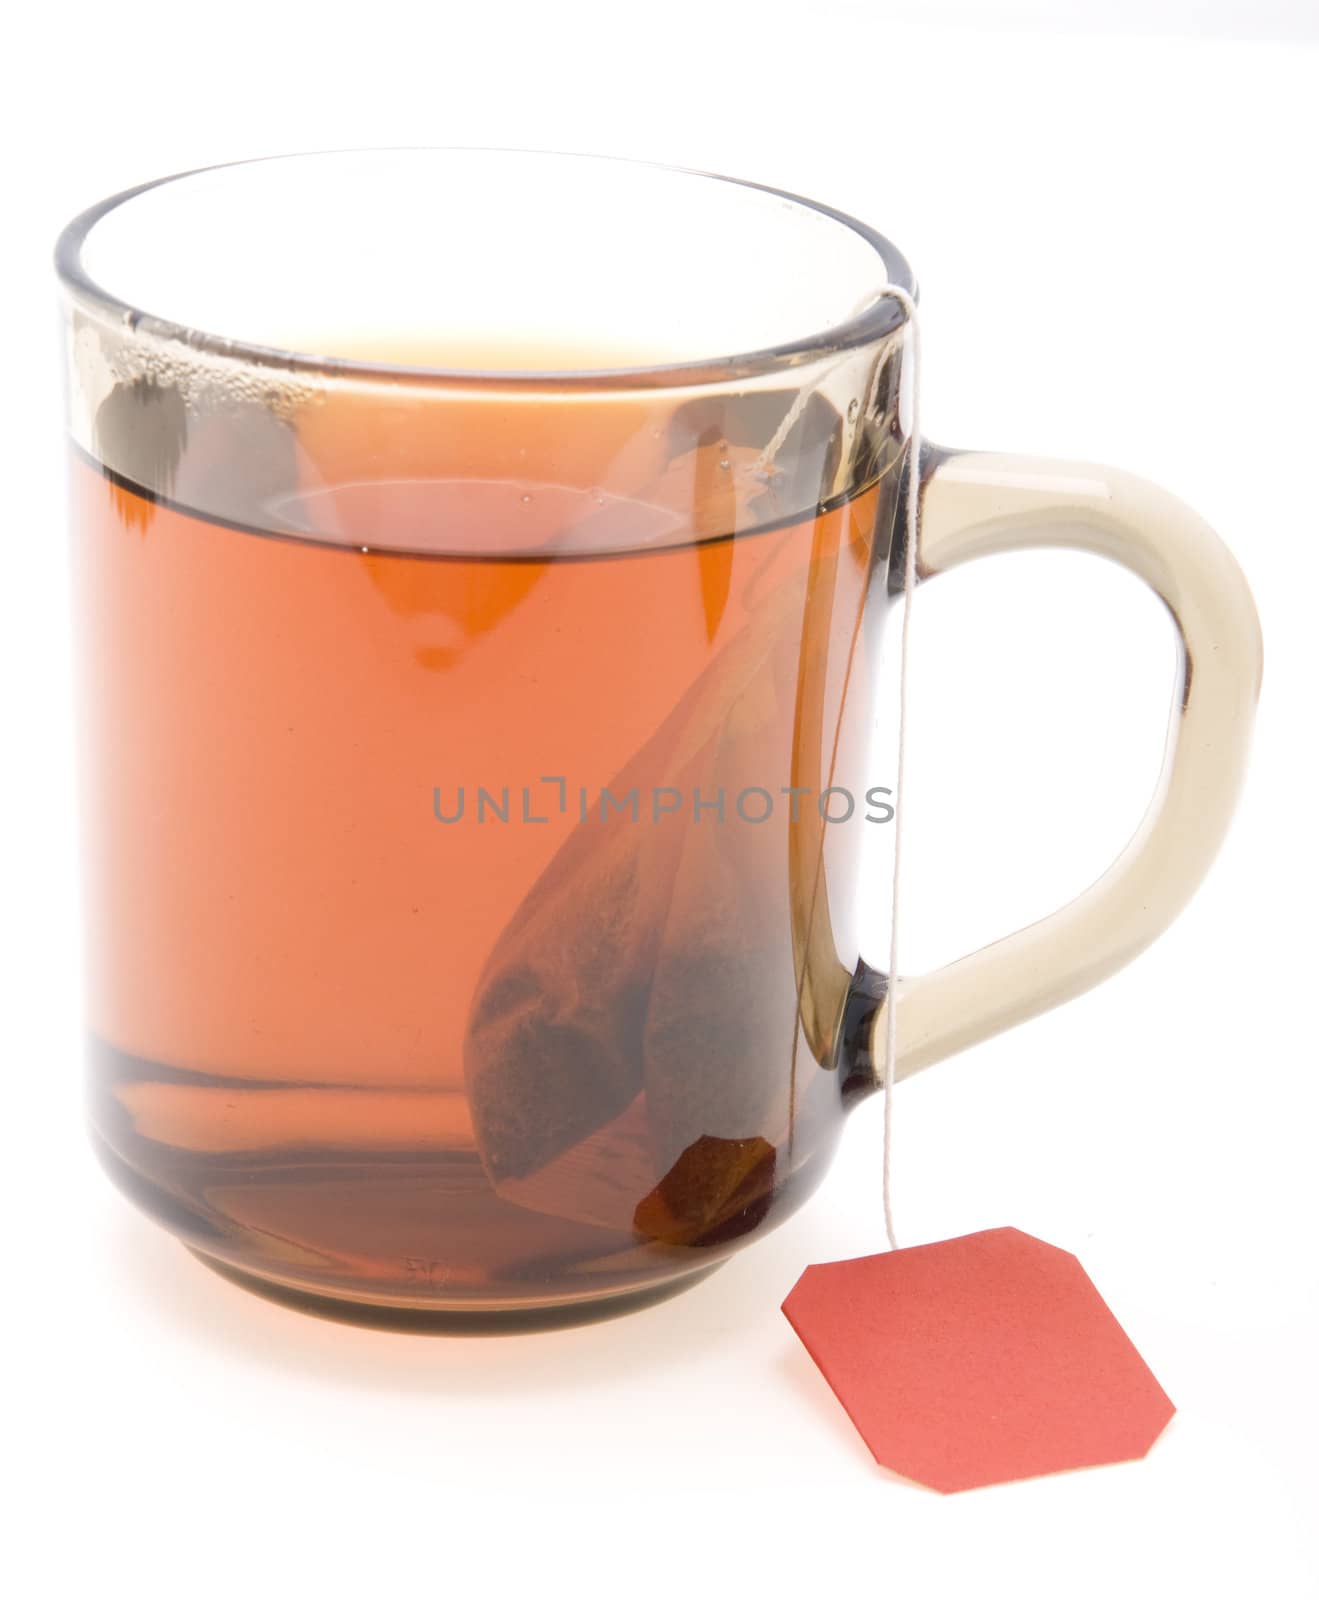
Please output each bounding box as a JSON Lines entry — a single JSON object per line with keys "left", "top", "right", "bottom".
{"left": 875, "top": 447, "right": 1263, "bottom": 1083}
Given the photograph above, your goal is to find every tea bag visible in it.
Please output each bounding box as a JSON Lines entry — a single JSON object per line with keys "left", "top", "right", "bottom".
{"left": 465, "top": 398, "right": 859, "bottom": 1242}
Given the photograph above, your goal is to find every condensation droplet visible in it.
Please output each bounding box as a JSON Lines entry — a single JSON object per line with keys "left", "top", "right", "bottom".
{"left": 520, "top": 493, "right": 533, "bottom": 504}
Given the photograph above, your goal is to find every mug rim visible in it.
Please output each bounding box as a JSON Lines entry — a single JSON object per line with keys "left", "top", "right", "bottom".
{"left": 54, "top": 147, "right": 918, "bottom": 392}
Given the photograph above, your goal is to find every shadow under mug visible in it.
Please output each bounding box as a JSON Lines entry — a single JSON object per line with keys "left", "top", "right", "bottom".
{"left": 58, "top": 150, "right": 1262, "bottom": 1329}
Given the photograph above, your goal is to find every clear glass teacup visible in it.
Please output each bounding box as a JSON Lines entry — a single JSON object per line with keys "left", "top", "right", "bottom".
{"left": 58, "top": 150, "right": 1261, "bottom": 1327}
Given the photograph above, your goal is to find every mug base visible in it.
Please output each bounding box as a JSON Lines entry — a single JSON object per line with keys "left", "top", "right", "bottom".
{"left": 186, "top": 1245, "right": 724, "bottom": 1334}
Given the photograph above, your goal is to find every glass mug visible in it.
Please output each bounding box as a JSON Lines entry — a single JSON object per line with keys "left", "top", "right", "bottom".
{"left": 58, "top": 150, "right": 1261, "bottom": 1329}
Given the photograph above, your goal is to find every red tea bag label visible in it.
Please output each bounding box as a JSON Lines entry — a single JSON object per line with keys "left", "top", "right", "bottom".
{"left": 782, "top": 1227, "right": 1174, "bottom": 1493}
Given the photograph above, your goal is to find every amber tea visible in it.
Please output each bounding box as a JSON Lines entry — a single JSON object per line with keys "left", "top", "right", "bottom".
{"left": 74, "top": 359, "right": 892, "bottom": 1322}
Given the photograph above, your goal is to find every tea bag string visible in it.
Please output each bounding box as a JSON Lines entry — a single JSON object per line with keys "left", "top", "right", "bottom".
{"left": 756, "top": 284, "right": 919, "bottom": 1251}
{"left": 879, "top": 283, "right": 920, "bottom": 1252}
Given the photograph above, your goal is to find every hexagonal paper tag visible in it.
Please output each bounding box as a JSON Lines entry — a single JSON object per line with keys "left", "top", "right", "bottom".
{"left": 782, "top": 1227, "right": 1174, "bottom": 1492}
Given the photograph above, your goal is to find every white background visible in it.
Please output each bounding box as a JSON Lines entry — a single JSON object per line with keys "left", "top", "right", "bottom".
{"left": 4, "top": 2, "right": 1316, "bottom": 1595}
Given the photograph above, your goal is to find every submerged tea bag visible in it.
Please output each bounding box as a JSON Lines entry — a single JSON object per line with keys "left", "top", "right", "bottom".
{"left": 464, "top": 399, "right": 863, "bottom": 1243}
